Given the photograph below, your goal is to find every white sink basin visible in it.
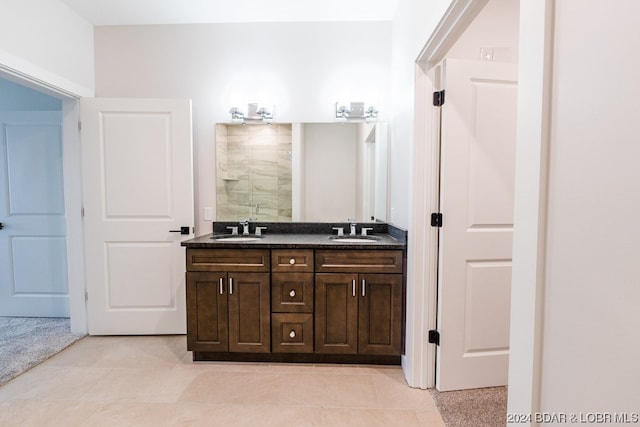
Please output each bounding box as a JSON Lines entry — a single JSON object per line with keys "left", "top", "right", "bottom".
{"left": 330, "top": 236, "right": 379, "bottom": 243}
{"left": 212, "top": 235, "right": 262, "bottom": 242}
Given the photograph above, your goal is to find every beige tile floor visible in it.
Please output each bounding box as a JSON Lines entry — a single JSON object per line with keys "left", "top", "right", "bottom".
{"left": 0, "top": 336, "right": 445, "bottom": 427}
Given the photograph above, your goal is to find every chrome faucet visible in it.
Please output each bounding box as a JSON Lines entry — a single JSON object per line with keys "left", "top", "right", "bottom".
{"left": 240, "top": 221, "right": 250, "bottom": 236}
{"left": 350, "top": 222, "right": 357, "bottom": 236}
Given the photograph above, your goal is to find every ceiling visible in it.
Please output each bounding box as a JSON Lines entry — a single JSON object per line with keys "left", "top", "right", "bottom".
{"left": 60, "top": 0, "right": 399, "bottom": 26}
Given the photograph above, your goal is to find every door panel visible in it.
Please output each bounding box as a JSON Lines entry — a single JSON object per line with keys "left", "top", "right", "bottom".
{"left": 0, "top": 111, "right": 68, "bottom": 316}
{"left": 436, "top": 59, "right": 517, "bottom": 391}
{"left": 81, "top": 98, "right": 193, "bottom": 334}
{"left": 102, "top": 113, "right": 173, "bottom": 218}
{"left": 105, "top": 242, "right": 175, "bottom": 308}
{"left": 358, "top": 274, "right": 403, "bottom": 355}
{"left": 186, "top": 272, "right": 228, "bottom": 352}
{"left": 315, "top": 273, "right": 358, "bottom": 354}
{"left": 464, "top": 261, "right": 511, "bottom": 353}
{"left": 227, "top": 272, "right": 270, "bottom": 353}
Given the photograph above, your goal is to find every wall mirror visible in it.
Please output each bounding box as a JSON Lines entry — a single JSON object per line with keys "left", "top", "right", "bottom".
{"left": 215, "top": 122, "right": 388, "bottom": 222}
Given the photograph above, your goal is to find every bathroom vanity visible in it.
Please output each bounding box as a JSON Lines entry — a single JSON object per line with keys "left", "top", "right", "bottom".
{"left": 181, "top": 222, "right": 407, "bottom": 365}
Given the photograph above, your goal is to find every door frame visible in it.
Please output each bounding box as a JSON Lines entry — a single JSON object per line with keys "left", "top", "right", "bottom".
{"left": 408, "top": 0, "right": 553, "bottom": 419}
{"left": 0, "top": 66, "right": 87, "bottom": 334}
{"left": 406, "top": 0, "right": 491, "bottom": 390}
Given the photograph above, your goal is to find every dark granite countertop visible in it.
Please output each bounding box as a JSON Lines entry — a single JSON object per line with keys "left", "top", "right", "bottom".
{"left": 181, "top": 222, "right": 407, "bottom": 250}
{"left": 181, "top": 232, "right": 406, "bottom": 250}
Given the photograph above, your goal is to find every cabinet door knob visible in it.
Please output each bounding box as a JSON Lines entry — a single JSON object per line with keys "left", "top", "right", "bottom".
{"left": 289, "top": 330, "right": 296, "bottom": 338}
{"left": 289, "top": 289, "right": 296, "bottom": 298}
{"left": 289, "top": 258, "right": 296, "bottom": 265}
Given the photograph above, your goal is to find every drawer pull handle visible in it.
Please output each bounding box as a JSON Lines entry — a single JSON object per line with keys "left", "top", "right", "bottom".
{"left": 289, "top": 258, "right": 296, "bottom": 265}
{"left": 289, "top": 289, "right": 296, "bottom": 298}
{"left": 352, "top": 279, "right": 356, "bottom": 297}
{"left": 219, "top": 277, "right": 224, "bottom": 295}
{"left": 362, "top": 279, "right": 366, "bottom": 297}
{"left": 289, "top": 330, "right": 296, "bottom": 338}
{"left": 229, "top": 277, "right": 234, "bottom": 295}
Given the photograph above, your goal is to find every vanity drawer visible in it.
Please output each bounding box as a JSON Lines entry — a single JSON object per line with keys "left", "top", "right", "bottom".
{"left": 271, "top": 272, "right": 314, "bottom": 313}
{"left": 272, "top": 313, "right": 313, "bottom": 353}
{"left": 186, "top": 248, "right": 270, "bottom": 272}
{"left": 271, "top": 249, "right": 314, "bottom": 272}
{"left": 315, "top": 250, "right": 403, "bottom": 274}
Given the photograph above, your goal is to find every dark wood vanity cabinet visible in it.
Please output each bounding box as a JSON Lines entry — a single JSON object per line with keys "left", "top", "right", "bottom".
{"left": 186, "top": 249, "right": 271, "bottom": 354}
{"left": 315, "top": 273, "right": 403, "bottom": 356}
{"left": 315, "top": 250, "right": 404, "bottom": 356}
{"left": 185, "top": 246, "right": 405, "bottom": 362}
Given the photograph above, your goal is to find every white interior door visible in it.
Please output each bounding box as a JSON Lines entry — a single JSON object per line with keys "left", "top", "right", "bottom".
{"left": 436, "top": 59, "right": 518, "bottom": 391}
{"left": 0, "top": 111, "right": 68, "bottom": 317}
{"left": 81, "top": 98, "right": 194, "bottom": 335}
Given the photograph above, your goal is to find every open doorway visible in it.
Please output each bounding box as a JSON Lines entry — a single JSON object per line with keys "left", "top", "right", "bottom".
{"left": 0, "top": 76, "right": 86, "bottom": 384}
{"left": 0, "top": 70, "right": 86, "bottom": 333}
{"left": 0, "top": 77, "right": 68, "bottom": 317}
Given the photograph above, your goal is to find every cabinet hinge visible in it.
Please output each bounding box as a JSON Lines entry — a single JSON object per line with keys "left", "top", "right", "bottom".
{"left": 431, "top": 213, "right": 443, "bottom": 228}
{"left": 428, "top": 330, "right": 440, "bottom": 346}
{"left": 433, "top": 90, "right": 445, "bottom": 107}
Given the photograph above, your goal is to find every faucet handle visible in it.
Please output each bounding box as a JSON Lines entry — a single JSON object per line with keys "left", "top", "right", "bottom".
{"left": 255, "top": 226, "right": 267, "bottom": 236}
{"left": 226, "top": 226, "right": 239, "bottom": 235}
{"left": 332, "top": 227, "right": 344, "bottom": 236}
{"left": 361, "top": 227, "right": 374, "bottom": 236}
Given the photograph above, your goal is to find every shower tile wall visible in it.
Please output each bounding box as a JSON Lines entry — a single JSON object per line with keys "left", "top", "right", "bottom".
{"left": 216, "top": 123, "right": 292, "bottom": 222}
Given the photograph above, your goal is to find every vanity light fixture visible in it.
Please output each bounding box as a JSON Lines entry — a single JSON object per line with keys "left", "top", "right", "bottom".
{"left": 335, "top": 102, "right": 379, "bottom": 121}
{"left": 228, "top": 103, "right": 274, "bottom": 124}
{"left": 229, "top": 107, "right": 245, "bottom": 123}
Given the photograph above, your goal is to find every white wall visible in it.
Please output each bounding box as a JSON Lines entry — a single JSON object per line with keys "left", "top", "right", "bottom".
{"left": 390, "top": 0, "right": 451, "bottom": 229}
{"left": 0, "top": 0, "right": 94, "bottom": 97}
{"left": 447, "top": 0, "right": 519, "bottom": 63}
{"left": 539, "top": 0, "right": 640, "bottom": 416}
{"left": 94, "top": 22, "right": 391, "bottom": 235}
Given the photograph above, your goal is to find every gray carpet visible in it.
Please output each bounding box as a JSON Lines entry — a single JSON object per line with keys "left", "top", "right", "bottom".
{"left": 0, "top": 317, "right": 85, "bottom": 386}
{"left": 430, "top": 386, "right": 508, "bottom": 427}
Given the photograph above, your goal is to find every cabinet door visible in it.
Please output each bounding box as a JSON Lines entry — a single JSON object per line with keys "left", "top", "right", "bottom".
{"left": 315, "top": 273, "right": 358, "bottom": 354}
{"left": 358, "top": 274, "right": 403, "bottom": 355}
{"left": 227, "top": 272, "right": 271, "bottom": 353}
{"left": 186, "top": 272, "right": 228, "bottom": 352}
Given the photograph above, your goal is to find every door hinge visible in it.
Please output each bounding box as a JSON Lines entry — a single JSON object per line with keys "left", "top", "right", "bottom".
{"left": 84, "top": 291, "right": 88, "bottom": 301}
{"left": 428, "top": 330, "right": 440, "bottom": 346}
{"left": 78, "top": 121, "right": 82, "bottom": 131}
{"left": 81, "top": 207, "right": 85, "bottom": 217}
{"left": 433, "top": 90, "right": 445, "bottom": 107}
{"left": 431, "top": 213, "right": 443, "bottom": 227}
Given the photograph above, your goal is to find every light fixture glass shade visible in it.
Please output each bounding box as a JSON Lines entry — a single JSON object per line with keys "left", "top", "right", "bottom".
{"left": 228, "top": 103, "right": 275, "bottom": 123}
{"left": 335, "top": 102, "right": 379, "bottom": 121}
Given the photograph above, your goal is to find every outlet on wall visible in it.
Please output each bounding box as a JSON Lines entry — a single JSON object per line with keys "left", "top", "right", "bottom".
{"left": 204, "top": 207, "right": 213, "bottom": 221}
